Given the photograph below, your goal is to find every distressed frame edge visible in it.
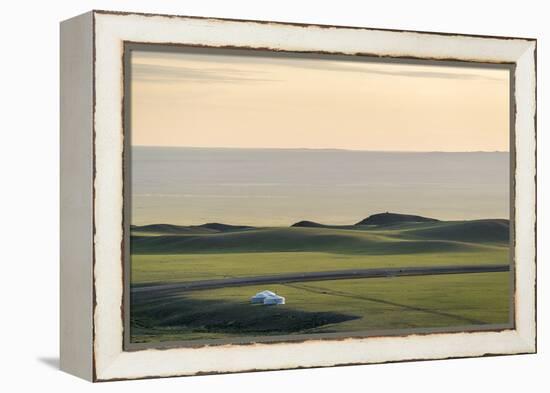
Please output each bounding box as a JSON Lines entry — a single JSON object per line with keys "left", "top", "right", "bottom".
{"left": 59, "top": 10, "right": 95, "bottom": 381}
{"left": 512, "top": 40, "right": 537, "bottom": 353}
{"left": 90, "top": 11, "right": 537, "bottom": 381}
{"left": 91, "top": 8, "right": 537, "bottom": 42}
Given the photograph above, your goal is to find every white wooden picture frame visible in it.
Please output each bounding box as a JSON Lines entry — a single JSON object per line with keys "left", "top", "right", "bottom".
{"left": 60, "top": 10, "right": 536, "bottom": 382}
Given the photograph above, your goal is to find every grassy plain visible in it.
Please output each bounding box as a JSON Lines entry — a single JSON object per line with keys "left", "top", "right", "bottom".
{"left": 129, "top": 218, "right": 511, "bottom": 343}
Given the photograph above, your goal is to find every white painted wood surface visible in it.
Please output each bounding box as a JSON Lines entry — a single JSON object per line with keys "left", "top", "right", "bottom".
{"left": 60, "top": 11, "right": 94, "bottom": 381}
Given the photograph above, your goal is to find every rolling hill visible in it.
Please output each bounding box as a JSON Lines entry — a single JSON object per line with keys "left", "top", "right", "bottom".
{"left": 131, "top": 217, "right": 509, "bottom": 255}
{"left": 131, "top": 222, "right": 255, "bottom": 236}
{"left": 401, "top": 219, "right": 509, "bottom": 243}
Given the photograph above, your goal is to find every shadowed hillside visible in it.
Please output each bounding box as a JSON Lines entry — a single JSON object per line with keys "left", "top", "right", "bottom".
{"left": 291, "top": 221, "right": 357, "bottom": 230}
{"left": 131, "top": 222, "right": 255, "bottom": 235}
{"left": 131, "top": 293, "right": 359, "bottom": 337}
{"left": 131, "top": 219, "right": 508, "bottom": 255}
{"left": 402, "top": 219, "right": 509, "bottom": 243}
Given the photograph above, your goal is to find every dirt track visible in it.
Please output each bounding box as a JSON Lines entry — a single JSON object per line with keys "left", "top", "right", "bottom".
{"left": 131, "top": 264, "right": 510, "bottom": 294}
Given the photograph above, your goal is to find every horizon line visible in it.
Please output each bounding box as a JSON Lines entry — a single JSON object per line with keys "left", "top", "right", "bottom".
{"left": 131, "top": 217, "right": 511, "bottom": 228}
{"left": 132, "top": 144, "right": 510, "bottom": 154}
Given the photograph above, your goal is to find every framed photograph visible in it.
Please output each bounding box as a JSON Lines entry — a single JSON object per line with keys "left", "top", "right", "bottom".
{"left": 60, "top": 10, "right": 537, "bottom": 381}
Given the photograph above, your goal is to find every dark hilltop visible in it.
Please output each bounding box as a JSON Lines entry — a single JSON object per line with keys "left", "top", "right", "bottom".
{"left": 355, "top": 212, "right": 439, "bottom": 226}
{"left": 292, "top": 212, "right": 439, "bottom": 228}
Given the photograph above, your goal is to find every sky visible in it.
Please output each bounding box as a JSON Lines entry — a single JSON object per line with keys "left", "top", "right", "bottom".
{"left": 130, "top": 49, "right": 510, "bottom": 152}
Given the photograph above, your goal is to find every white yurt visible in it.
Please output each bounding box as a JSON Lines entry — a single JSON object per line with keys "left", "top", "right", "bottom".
{"left": 250, "top": 290, "right": 285, "bottom": 305}
{"left": 263, "top": 294, "right": 285, "bottom": 305}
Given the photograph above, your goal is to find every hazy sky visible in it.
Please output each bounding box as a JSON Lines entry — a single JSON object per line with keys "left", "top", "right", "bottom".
{"left": 130, "top": 49, "right": 510, "bottom": 152}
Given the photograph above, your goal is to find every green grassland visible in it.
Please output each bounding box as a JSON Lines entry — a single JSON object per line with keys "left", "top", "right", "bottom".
{"left": 131, "top": 273, "right": 510, "bottom": 343}
{"left": 131, "top": 250, "right": 508, "bottom": 285}
{"left": 130, "top": 216, "right": 511, "bottom": 344}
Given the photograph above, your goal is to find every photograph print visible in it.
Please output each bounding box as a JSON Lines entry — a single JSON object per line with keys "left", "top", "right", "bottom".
{"left": 126, "top": 46, "right": 513, "bottom": 346}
